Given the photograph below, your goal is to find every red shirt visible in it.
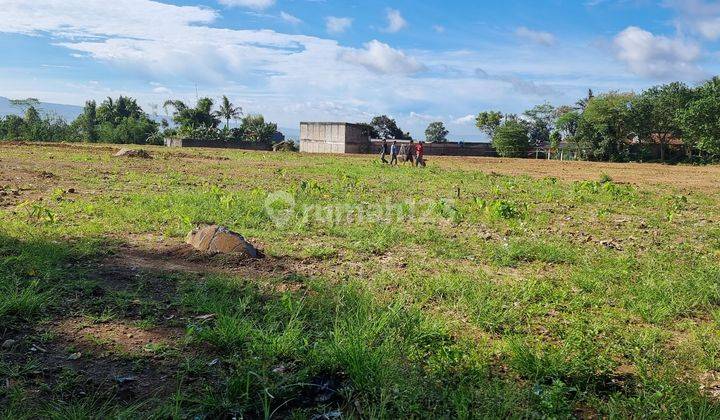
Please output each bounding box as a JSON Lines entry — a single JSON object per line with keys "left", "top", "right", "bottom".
{"left": 416, "top": 143, "right": 424, "bottom": 158}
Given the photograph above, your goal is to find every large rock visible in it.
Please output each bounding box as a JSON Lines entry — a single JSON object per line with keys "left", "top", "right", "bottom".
{"left": 186, "top": 225, "right": 261, "bottom": 258}
{"left": 272, "top": 140, "right": 298, "bottom": 152}
{"left": 114, "top": 148, "right": 152, "bottom": 159}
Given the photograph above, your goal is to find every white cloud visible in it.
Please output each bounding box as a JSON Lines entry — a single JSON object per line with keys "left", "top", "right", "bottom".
{"left": 475, "top": 68, "right": 558, "bottom": 96}
{"left": 152, "top": 86, "right": 172, "bottom": 94}
{"left": 515, "top": 27, "right": 556, "bottom": 46}
{"left": 280, "top": 11, "right": 302, "bottom": 25}
{"left": 384, "top": 9, "right": 407, "bottom": 33}
{"left": 664, "top": 0, "right": 720, "bottom": 40}
{"left": 433, "top": 25, "right": 445, "bottom": 34}
{"left": 325, "top": 16, "right": 352, "bottom": 34}
{"left": 453, "top": 114, "right": 476, "bottom": 125}
{"left": 696, "top": 18, "right": 720, "bottom": 40}
{"left": 613, "top": 26, "right": 703, "bottom": 79}
{"left": 409, "top": 111, "right": 443, "bottom": 122}
{"left": 218, "top": 0, "right": 275, "bottom": 10}
{"left": 340, "top": 40, "right": 425, "bottom": 75}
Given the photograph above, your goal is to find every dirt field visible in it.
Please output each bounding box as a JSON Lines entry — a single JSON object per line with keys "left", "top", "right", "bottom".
{"left": 433, "top": 156, "right": 720, "bottom": 192}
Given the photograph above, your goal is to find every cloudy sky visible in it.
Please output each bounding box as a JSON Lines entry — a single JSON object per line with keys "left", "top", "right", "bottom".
{"left": 1, "top": 0, "right": 719, "bottom": 139}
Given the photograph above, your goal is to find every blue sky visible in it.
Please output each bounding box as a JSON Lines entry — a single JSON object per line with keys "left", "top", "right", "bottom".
{"left": 1, "top": 0, "right": 719, "bottom": 139}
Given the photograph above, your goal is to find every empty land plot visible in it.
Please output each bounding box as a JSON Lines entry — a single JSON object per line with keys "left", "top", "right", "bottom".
{"left": 1, "top": 142, "right": 720, "bottom": 418}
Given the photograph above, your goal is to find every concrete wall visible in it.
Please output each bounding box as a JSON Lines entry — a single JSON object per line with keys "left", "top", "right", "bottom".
{"left": 370, "top": 140, "right": 497, "bottom": 157}
{"left": 165, "top": 137, "right": 272, "bottom": 150}
{"left": 300, "top": 122, "right": 370, "bottom": 154}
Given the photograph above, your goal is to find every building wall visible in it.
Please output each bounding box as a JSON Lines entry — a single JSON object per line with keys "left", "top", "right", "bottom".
{"left": 299, "top": 122, "right": 500, "bottom": 157}
{"left": 165, "top": 137, "right": 272, "bottom": 150}
{"left": 300, "top": 122, "right": 370, "bottom": 154}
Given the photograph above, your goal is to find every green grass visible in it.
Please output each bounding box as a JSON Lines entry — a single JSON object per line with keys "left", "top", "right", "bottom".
{"left": 1, "top": 144, "right": 720, "bottom": 417}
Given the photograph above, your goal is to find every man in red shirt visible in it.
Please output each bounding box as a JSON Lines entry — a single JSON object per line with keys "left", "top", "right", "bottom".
{"left": 415, "top": 141, "right": 426, "bottom": 167}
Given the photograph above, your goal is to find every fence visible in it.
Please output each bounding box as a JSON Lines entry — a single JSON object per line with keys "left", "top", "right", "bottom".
{"left": 369, "top": 140, "right": 497, "bottom": 157}
{"left": 165, "top": 137, "right": 273, "bottom": 151}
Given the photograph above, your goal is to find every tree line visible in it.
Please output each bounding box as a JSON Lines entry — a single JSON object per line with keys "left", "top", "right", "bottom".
{"left": 476, "top": 78, "right": 720, "bottom": 162}
{"left": 359, "top": 116, "right": 450, "bottom": 143}
{"left": 0, "top": 95, "right": 279, "bottom": 145}
{"left": 3, "top": 78, "right": 719, "bottom": 162}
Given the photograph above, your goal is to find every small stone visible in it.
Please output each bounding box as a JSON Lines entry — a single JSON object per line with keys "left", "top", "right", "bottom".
{"left": 600, "top": 239, "right": 623, "bottom": 251}
{"left": 29, "top": 344, "right": 46, "bottom": 353}
{"left": 115, "top": 375, "right": 137, "bottom": 384}
{"left": 68, "top": 352, "right": 82, "bottom": 360}
{"left": 2, "top": 339, "right": 16, "bottom": 349}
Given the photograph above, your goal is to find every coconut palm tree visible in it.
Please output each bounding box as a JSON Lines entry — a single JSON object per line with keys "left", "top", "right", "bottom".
{"left": 163, "top": 98, "right": 220, "bottom": 130}
{"left": 214, "top": 95, "right": 242, "bottom": 129}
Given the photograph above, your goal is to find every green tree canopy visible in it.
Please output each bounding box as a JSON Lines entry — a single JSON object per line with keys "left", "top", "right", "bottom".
{"left": 492, "top": 120, "right": 530, "bottom": 158}
{"left": 630, "top": 82, "right": 693, "bottom": 161}
{"left": 164, "top": 98, "right": 221, "bottom": 131}
{"left": 556, "top": 109, "right": 581, "bottom": 139}
{"left": 475, "top": 111, "right": 504, "bottom": 136}
{"left": 425, "top": 122, "right": 449, "bottom": 143}
{"left": 680, "top": 77, "right": 720, "bottom": 156}
{"left": 72, "top": 100, "right": 99, "bottom": 142}
{"left": 524, "top": 103, "right": 556, "bottom": 146}
{"left": 241, "top": 114, "right": 278, "bottom": 143}
{"left": 576, "top": 92, "right": 634, "bottom": 161}
{"left": 370, "top": 115, "right": 408, "bottom": 139}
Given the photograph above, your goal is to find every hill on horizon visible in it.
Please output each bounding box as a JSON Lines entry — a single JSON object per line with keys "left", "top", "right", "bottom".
{"left": 0, "top": 96, "right": 84, "bottom": 122}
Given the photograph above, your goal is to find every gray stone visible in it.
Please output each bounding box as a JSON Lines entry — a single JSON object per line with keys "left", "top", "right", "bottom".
{"left": 186, "top": 225, "right": 261, "bottom": 258}
{"left": 114, "top": 148, "right": 152, "bottom": 159}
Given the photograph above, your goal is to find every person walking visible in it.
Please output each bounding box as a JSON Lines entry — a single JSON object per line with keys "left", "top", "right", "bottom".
{"left": 380, "top": 139, "right": 389, "bottom": 164}
{"left": 398, "top": 142, "right": 407, "bottom": 163}
{"left": 405, "top": 139, "right": 415, "bottom": 166}
{"left": 390, "top": 141, "right": 399, "bottom": 166}
{"left": 415, "top": 141, "right": 426, "bottom": 167}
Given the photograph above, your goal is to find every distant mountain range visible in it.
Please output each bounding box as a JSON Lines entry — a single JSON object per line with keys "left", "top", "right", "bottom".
{"left": 0, "top": 96, "right": 84, "bottom": 121}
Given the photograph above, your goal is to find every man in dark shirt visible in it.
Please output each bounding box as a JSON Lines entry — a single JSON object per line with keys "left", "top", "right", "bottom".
{"left": 380, "top": 139, "right": 389, "bottom": 164}
{"left": 405, "top": 139, "right": 415, "bottom": 166}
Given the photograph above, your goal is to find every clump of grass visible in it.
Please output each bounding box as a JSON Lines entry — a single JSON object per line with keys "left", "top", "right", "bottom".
{"left": 490, "top": 239, "right": 579, "bottom": 267}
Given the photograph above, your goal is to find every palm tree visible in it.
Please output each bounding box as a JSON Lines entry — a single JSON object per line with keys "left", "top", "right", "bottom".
{"left": 163, "top": 99, "right": 188, "bottom": 115}
{"left": 163, "top": 99, "right": 220, "bottom": 130}
{"left": 575, "top": 89, "right": 594, "bottom": 111}
{"left": 214, "top": 96, "right": 242, "bottom": 129}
